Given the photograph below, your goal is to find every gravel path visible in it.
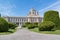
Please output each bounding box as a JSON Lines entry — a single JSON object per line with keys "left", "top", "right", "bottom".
{"left": 0, "top": 28, "right": 60, "bottom": 40}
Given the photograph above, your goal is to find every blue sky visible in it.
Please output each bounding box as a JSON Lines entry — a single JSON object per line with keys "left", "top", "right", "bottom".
{"left": 0, "top": 0, "right": 60, "bottom": 17}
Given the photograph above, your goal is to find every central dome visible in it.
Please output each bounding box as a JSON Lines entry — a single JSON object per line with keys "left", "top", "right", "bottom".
{"left": 27, "top": 8, "right": 39, "bottom": 17}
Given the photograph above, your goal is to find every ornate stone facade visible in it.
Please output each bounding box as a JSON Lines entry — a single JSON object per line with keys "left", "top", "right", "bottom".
{"left": 3, "top": 8, "right": 42, "bottom": 26}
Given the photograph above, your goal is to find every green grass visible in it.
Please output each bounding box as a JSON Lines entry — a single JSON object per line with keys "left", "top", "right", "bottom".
{"left": 0, "top": 29, "right": 16, "bottom": 35}
{"left": 30, "top": 28, "right": 60, "bottom": 34}
{"left": 30, "top": 28, "right": 39, "bottom": 32}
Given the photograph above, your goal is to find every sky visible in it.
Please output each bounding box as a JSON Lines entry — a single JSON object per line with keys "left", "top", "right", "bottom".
{"left": 0, "top": 0, "right": 60, "bottom": 17}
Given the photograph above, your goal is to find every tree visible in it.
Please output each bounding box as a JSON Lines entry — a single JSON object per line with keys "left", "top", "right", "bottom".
{"left": 57, "top": 18, "right": 60, "bottom": 30}
{"left": 0, "top": 17, "right": 9, "bottom": 32}
{"left": 43, "top": 10, "right": 59, "bottom": 26}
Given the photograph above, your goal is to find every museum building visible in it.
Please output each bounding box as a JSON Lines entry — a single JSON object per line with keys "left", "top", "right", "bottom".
{"left": 3, "top": 8, "right": 42, "bottom": 26}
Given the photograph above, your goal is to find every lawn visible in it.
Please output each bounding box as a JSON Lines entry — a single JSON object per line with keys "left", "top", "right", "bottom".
{"left": 0, "top": 29, "right": 16, "bottom": 35}
{"left": 30, "top": 28, "right": 60, "bottom": 34}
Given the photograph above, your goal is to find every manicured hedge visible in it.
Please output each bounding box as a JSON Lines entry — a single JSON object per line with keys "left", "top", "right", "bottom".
{"left": 39, "top": 21, "right": 55, "bottom": 31}
{"left": 28, "top": 23, "right": 35, "bottom": 29}
{"left": 27, "top": 23, "right": 38, "bottom": 29}
{"left": 22, "top": 22, "right": 38, "bottom": 29}
{"left": 0, "top": 18, "right": 9, "bottom": 32}
{"left": 22, "top": 24, "right": 26, "bottom": 28}
{"left": 43, "top": 10, "right": 59, "bottom": 26}
{"left": 22, "top": 22, "right": 30, "bottom": 28}
{"left": 33, "top": 22, "right": 38, "bottom": 28}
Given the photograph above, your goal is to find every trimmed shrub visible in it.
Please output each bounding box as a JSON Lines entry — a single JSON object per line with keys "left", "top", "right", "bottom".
{"left": 43, "top": 10, "right": 59, "bottom": 26}
{"left": 28, "top": 23, "right": 38, "bottom": 29}
{"left": 22, "top": 22, "right": 30, "bottom": 28}
{"left": 39, "top": 21, "right": 55, "bottom": 31}
{"left": 22, "top": 22, "right": 38, "bottom": 29}
{"left": 25, "top": 22, "right": 30, "bottom": 26}
{"left": 33, "top": 22, "right": 38, "bottom": 27}
{"left": 22, "top": 24, "right": 27, "bottom": 28}
{"left": 0, "top": 18, "right": 9, "bottom": 32}
{"left": 8, "top": 22, "right": 17, "bottom": 29}
{"left": 28, "top": 23, "right": 35, "bottom": 29}
{"left": 22, "top": 23, "right": 25, "bottom": 28}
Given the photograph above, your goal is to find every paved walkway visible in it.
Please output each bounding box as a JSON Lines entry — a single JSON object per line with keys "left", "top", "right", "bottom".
{"left": 0, "top": 28, "right": 60, "bottom": 40}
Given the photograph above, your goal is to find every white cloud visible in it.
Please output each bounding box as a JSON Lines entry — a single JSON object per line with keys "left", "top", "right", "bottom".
{"left": 0, "top": 0, "right": 16, "bottom": 16}
{"left": 39, "top": 1, "right": 60, "bottom": 17}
